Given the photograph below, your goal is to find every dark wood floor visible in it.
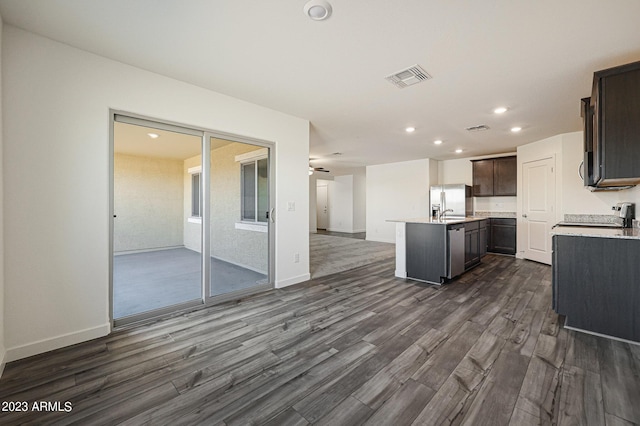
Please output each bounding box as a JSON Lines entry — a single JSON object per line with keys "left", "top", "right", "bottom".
{"left": 1, "top": 255, "right": 639, "bottom": 425}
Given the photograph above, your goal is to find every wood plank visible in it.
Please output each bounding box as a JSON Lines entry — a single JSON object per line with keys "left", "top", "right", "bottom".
{"left": 362, "top": 379, "right": 435, "bottom": 425}
{"left": 459, "top": 350, "right": 529, "bottom": 425}
{"left": 557, "top": 365, "right": 605, "bottom": 426}
{"left": 263, "top": 407, "right": 310, "bottom": 426}
{"left": 512, "top": 357, "right": 561, "bottom": 425}
{"left": 599, "top": 338, "right": 640, "bottom": 424}
{"left": 564, "top": 330, "right": 600, "bottom": 373}
{"left": 0, "top": 255, "right": 638, "bottom": 425}
{"left": 315, "top": 396, "right": 373, "bottom": 426}
{"left": 411, "top": 321, "right": 484, "bottom": 390}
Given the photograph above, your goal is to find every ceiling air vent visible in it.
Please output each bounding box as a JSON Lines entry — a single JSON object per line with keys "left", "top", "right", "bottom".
{"left": 385, "top": 64, "right": 432, "bottom": 88}
{"left": 466, "top": 125, "right": 490, "bottom": 132}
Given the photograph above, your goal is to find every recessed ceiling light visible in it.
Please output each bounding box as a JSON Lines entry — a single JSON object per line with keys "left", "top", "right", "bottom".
{"left": 434, "top": 140, "right": 443, "bottom": 145}
{"left": 304, "top": 0, "right": 332, "bottom": 21}
{"left": 147, "top": 133, "right": 159, "bottom": 139}
{"left": 405, "top": 127, "right": 416, "bottom": 133}
{"left": 494, "top": 107, "right": 508, "bottom": 114}
{"left": 455, "top": 149, "right": 463, "bottom": 153}
{"left": 511, "top": 127, "right": 522, "bottom": 133}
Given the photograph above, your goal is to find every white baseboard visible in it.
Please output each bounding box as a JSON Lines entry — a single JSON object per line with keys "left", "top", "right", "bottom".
{"left": 276, "top": 273, "right": 311, "bottom": 288}
{"left": 327, "top": 228, "right": 365, "bottom": 234}
{"left": 4, "top": 323, "right": 111, "bottom": 363}
{"left": 114, "top": 245, "right": 184, "bottom": 256}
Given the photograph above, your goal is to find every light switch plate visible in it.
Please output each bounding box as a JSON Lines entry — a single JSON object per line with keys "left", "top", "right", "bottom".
{"left": 287, "top": 202, "right": 295, "bottom": 211}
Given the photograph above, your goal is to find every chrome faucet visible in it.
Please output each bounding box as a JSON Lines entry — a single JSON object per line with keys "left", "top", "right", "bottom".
{"left": 439, "top": 209, "right": 454, "bottom": 220}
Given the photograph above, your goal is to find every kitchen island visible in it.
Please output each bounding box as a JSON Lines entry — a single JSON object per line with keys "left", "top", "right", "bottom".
{"left": 552, "top": 225, "right": 640, "bottom": 344}
{"left": 389, "top": 217, "right": 487, "bottom": 285}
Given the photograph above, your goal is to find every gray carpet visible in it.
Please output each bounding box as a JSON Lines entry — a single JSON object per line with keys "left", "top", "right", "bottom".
{"left": 309, "top": 233, "right": 396, "bottom": 278}
{"left": 113, "top": 247, "right": 266, "bottom": 319}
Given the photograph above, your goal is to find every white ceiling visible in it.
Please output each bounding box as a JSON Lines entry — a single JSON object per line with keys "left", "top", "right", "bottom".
{"left": 2, "top": 1, "right": 640, "bottom": 172}
{"left": 114, "top": 122, "right": 233, "bottom": 160}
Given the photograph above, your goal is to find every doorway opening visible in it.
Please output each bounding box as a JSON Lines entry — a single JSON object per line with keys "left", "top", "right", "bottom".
{"left": 111, "top": 113, "right": 275, "bottom": 326}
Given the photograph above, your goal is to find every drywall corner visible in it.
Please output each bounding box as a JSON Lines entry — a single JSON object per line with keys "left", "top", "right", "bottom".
{"left": 0, "top": 13, "right": 5, "bottom": 378}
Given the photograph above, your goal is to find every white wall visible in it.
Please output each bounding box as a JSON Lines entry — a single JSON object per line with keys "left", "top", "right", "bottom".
{"left": 309, "top": 168, "right": 366, "bottom": 234}
{"left": 366, "top": 159, "right": 433, "bottom": 243}
{"left": 328, "top": 175, "right": 354, "bottom": 233}
{"left": 113, "top": 154, "right": 184, "bottom": 252}
{"left": 353, "top": 168, "right": 366, "bottom": 232}
{"left": 438, "top": 157, "right": 473, "bottom": 186}
{"left": 0, "top": 14, "right": 5, "bottom": 375}
{"left": 308, "top": 173, "right": 333, "bottom": 232}
{"left": 2, "top": 26, "right": 310, "bottom": 362}
{"left": 438, "top": 154, "right": 517, "bottom": 213}
{"left": 561, "top": 131, "right": 640, "bottom": 214}
{"left": 516, "top": 130, "right": 640, "bottom": 238}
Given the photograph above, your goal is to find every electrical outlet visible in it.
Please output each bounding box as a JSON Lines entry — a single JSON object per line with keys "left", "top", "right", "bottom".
{"left": 294, "top": 253, "right": 300, "bottom": 263}
{"left": 288, "top": 202, "right": 295, "bottom": 211}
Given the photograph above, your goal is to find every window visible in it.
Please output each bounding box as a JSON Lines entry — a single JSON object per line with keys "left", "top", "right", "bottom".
{"left": 241, "top": 158, "right": 268, "bottom": 223}
{"left": 191, "top": 172, "right": 201, "bottom": 217}
{"left": 188, "top": 165, "right": 202, "bottom": 223}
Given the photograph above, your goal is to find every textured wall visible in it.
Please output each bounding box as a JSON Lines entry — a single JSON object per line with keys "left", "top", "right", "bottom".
{"left": 113, "top": 153, "right": 184, "bottom": 252}
{"left": 183, "top": 143, "right": 268, "bottom": 273}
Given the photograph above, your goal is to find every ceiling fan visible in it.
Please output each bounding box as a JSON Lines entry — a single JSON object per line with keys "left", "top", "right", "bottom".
{"left": 309, "top": 164, "right": 330, "bottom": 175}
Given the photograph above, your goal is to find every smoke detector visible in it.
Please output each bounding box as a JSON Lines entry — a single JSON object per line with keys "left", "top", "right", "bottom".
{"left": 466, "top": 124, "right": 490, "bottom": 132}
{"left": 304, "top": 0, "right": 332, "bottom": 21}
{"left": 385, "top": 64, "right": 432, "bottom": 88}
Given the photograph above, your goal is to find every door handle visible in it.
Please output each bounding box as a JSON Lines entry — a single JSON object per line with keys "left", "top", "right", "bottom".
{"left": 270, "top": 208, "right": 275, "bottom": 223}
{"left": 522, "top": 214, "right": 528, "bottom": 218}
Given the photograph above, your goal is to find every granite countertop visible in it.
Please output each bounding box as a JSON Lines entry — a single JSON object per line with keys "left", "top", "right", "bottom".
{"left": 473, "top": 211, "right": 517, "bottom": 218}
{"left": 388, "top": 217, "right": 487, "bottom": 225}
{"left": 551, "top": 213, "right": 640, "bottom": 239}
{"left": 551, "top": 226, "right": 640, "bottom": 240}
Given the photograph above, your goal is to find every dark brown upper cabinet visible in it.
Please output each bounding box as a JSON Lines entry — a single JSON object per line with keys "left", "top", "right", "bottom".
{"left": 584, "top": 61, "right": 640, "bottom": 188}
{"left": 471, "top": 156, "right": 517, "bottom": 197}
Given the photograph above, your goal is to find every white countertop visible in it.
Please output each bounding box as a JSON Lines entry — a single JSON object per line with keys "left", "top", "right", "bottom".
{"left": 387, "top": 216, "right": 487, "bottom": 225}
{"left": 551, "top": 225, "right": 640, "bottom": 240}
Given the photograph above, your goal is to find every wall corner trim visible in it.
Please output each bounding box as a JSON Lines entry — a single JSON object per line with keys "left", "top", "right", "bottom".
{"left": 0, "top": 346, "right": 6, "bottom": 379}
{"left": 4, "top": 323, "right": 111, "bottom": 363}
{"left": 276, "top": 273, "right": 311, "bottom": 289}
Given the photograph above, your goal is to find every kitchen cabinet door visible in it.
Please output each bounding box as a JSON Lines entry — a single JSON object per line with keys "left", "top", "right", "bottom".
{"left": 553, "top": 234, "right": 640, "bottom": 343}
{"left": 472, "top": 160, "right": 494, "bottom": 197}
{"left": 472, "top": 156, "right": 517, "bottom": 197}
{"left": 405, "top": 223, "right": 447, "bottom": 284}
{"left": 479, "top": 223, "right": 487, "bottom": 258}
{"left": 464, "top": 228, "right": 479, "bottom": 269}
{"left": 494, "top": 156, "right": 517, "bottom": 196}
{"left": 489, "top": 218, "right": 516, "bottom": 255}
{"left": 594, "top": 61, "right": 640, "bottom": 186}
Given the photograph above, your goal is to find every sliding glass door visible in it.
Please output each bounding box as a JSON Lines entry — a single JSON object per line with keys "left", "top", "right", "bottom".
{"left": 209, "top": 137, "right": 270, "bottom": 298}
{"left": 111, "top": 114, "right": 274, "bottom": 326}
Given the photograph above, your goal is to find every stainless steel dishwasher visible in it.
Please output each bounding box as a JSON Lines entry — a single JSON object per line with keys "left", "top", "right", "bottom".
{"left": 447, "top": 224, "right": 465, "bottom": 278}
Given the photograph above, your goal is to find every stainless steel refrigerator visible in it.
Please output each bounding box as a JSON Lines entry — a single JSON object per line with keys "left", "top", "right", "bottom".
{"left": 430, "top": 184, "right": 473, "bottom": 217}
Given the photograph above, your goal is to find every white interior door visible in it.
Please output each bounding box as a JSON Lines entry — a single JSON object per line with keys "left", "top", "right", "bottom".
{"left": 317, "top": 184, "right": 329, "bottom": 230}
{"left": 521, "top": 156, "right": 555, "bottom": 264}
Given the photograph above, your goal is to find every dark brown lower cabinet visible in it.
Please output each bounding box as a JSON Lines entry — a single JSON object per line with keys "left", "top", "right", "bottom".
{"left": 487, "top": 218, "right": 516, "bottom": 255}
{"left": 465, "top": 220, "right": 487, "bottom": 269}
{"left": 553, "top": 234, "right": 640, "bottom": 343}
